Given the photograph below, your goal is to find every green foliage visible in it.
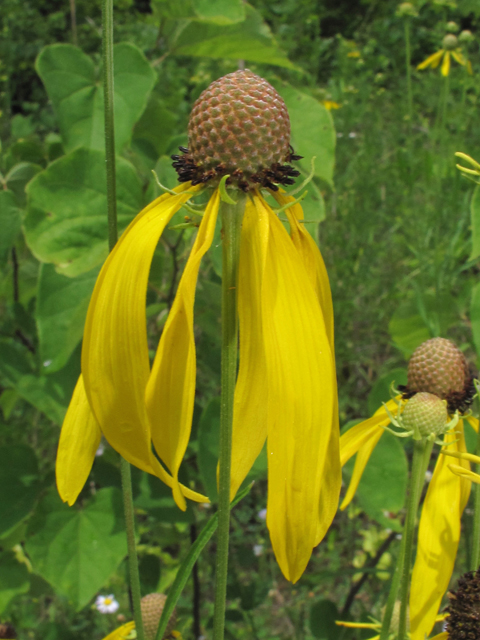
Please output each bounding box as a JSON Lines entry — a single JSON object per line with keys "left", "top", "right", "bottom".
{"left": 25, "top": 488, "right": 127, "bottom": 610}
{"left": 36, "top": 43, "right": 156, "bottom": 153}
{"left": 24, "top": 148, "right": 142, "bottom": 276}
{"left": 309, "top": 599, "right": 340, "bottom": 640}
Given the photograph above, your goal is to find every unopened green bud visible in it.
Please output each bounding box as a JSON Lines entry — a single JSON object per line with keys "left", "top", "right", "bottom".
{"left": 443, "top": 34, "right": 459, "bottom": 50}
{"left": 402, "top": 392, "right": 448, "bottom": 438}
{"left": 446, "top": 21, "right": 459, "bottom": 33}
{"left": 396, "top": 2, "right": 418, "bottom": 17}
{"left": 459, "top": 30, "right": 474, "bottom": 44}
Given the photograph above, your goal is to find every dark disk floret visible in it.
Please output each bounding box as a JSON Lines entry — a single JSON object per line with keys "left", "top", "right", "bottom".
{"left": 172, "top": 70, "right": 302, "bottom": 192}
{"left": 446, "top": 568, "right": 480, "bottom": 640}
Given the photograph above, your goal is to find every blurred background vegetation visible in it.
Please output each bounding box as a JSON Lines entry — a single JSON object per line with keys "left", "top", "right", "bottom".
{"left": 1, "top": 0, "right": 480, "bottom": 638}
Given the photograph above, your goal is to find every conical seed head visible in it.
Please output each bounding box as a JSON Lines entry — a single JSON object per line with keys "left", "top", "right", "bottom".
{"left": 407, "top": 337, "right": 469, "bottom": 399}
{"left": 402, "top": 392, "right": 448, "bottom": 438}
{"left": 188, "top": 70, "right": 291, "bottom": 176}
{"left": 140, "top": 593, "right": 176, "bottom": 640}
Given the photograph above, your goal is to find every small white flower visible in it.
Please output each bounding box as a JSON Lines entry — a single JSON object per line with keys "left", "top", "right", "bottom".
{"left": 253, "top": 544, "right": 264, "bottom": 557}
{"left": 348, "top": 132, "right": 357, "bottom": 139}
{"left": 95, "top": 442, "right": 105, "bottom": 457}
{"left": 96, "top": 594, "right": 119, "bottom": 614}
{"left": 43, "top": 360, "right": 52, "bottom": 367}
{"left": 337, "top": 132, "right": 344, "bottom": 138}
{"left": 257, "top": 508, "right": 267, "bottom": 521}
{"left": 425, "top": 470, "right": 433, "bottom": 482}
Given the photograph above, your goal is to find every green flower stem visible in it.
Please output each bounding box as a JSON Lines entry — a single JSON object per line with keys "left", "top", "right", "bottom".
{"left": 212, "top": 193, "right": 247, "bottom": 640}
{"left": 380, "top": 438, "right": 433, "bottom": 640}
{"left": 398, "top": 439, "right": 434, "bottom": 640}
{"left": 120, "top": 459, "right": 146, "bottom": 640}
{"left": 102, "top": 1, "right": 144, "bottom": 638}
{"left": 471, "top": 426, "right": 480, "bottom": 569}
{"left": 404, "top": 18, "right": 413, "bottom": 123}
{"left": 102, "top": 0, "right": 117, "bottom": 251}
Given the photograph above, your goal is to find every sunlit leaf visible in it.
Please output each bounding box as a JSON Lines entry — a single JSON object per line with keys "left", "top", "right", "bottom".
{"left": 24, "top": 148, "right": 142, "bottom": 277}
{"left": 36, "top": 264, "right": 98, "bottom": 373}
{"left": 36, "top": 43, "right": 156, "bottom": 153}
{"left": 25, "top": 488, "right": 127, "bottom": 610}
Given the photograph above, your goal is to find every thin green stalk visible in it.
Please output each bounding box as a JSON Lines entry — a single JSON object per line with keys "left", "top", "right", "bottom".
{"left": 471, "top": 426, "right": 480, "bottom": 569}
{"left": 102, "top": 1, "right": 143, "bottom": 638}
{"left": 212, "top": 193, "right": 246, "bottom": 640}
{"left": 398, "top": 439, "right": 433, "bottom": 640}
{"left": 380, "top": 439, "right": 433, "bottom": 640}
{"left": 404, "top": 18, "right": 413, "bottom": 124}
{"left": 120, "top": 459, "right": 146, "bottom": 640}
{"left": 102, "top": 0, "right": 117, "bottom": 251}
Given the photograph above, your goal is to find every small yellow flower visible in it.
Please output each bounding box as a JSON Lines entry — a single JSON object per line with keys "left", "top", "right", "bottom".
{"left": 56, "top": 70, "right": 340, "bottom": 583}
{"left": 322, "top": 100, "right": 341, "bottom": 110}
{"left": 417, "top": 35, "right": 468, "bottom": 77}
{"left": 340, "top": 399, "right": 476, "bottom": 640}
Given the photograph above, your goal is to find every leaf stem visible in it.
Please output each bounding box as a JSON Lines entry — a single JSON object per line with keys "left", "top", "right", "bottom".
{"left": 102, "top": 0, "right": 117, "bottom": 252}
{"left": 102, "top": 1, "right": 144, "bottom": 638}
{"left": 404, "top": 18, "right": 413, "bottom": 123}
{"left": 212, "top": 193, "right": 246, "bottom": 640}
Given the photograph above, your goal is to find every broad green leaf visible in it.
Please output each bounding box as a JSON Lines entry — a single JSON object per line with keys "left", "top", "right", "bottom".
{"left": 154, "top": 483, "right": 252, "bottom": 640}
{"left": 355, "top": 431, "right": 407, "bottom": 528}
{"left": 367, "top": 368, "right": 407, "bottom": 417}
{"left": 0, "top": 445, "right": 40, "bottom": 537}
{"left": 36, "top": 43, "right": 156, "bottom": 153}
{"left": 0, "top": 191, "right": 22, "bottom": 266}
{"left": 0, "top": 339, "right": 78, "bottom": 424}
{"left": 173, "top": 5, "right": 296, "bottom": 69}
{"left": 389, "top": 294, "right": 457, "bottom": 356}
{"left": 276, "top": 83, "right": 336, "bottom": 187}
{"left": 153, "top": 0, "right": 245, "bottom": 23}
{"left": 25, "top": 488, "right": 127, "bottom": 610}
{"left": 194, "top": 0, "right": 245, "bottom": 24}
{"left": 0, "top": 551, "right": 30, "bottom": 614}
{"left": 36, "top": 264, "right": 98, "bottom": 373}
{"left": 470, "top": 185, "right": 480, "bottom": 260}
{"left": 309, "top": 599, "right": 340, "bottom": 640}
{"left": 5, "top": 162, "right": 42, "bottom": 206}
{"left": 132, "top": 97, "right": 178, "bottom": 168}
{"left": 471, "top": 281, "right": 480, "bottom": 360}
{"left": 24, "top": 148, "right": 142, "bottom": 277}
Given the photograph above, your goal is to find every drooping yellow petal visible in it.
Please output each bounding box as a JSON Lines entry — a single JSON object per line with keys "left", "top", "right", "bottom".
{"left": 451, "top": 50, "right": 466, "bottom": 66}
{"left": 101, "top": 621, "right": 135, "bottom": 640}
{"left": 229, "top": 196, "right": 269, "bottom": 498}
{"left": 429, "top": 634, "right": 448, "bottom": 640}
{"left": 252, "top": 194, "right": 336, "bottom": 583}
{"left": 339, "top": 399, "right": 401, "bottom": 510}
{"left": 335, "top": 621, "right": 379, "bottom": 629}
{"left": 56, "top": 375, "right": 102, "bottom": 506}
{"left": 145, "top": 190, "right": 220, "bottom": 508}
{"left": 410, "top": 424, "right": 470, "bottom": 640}
{"left": 441, "top": 51, "right": 451, "bottom": 76}
{"left": 448, "top": 463, "right": 480, "bottom": 483}
{"left": 417, "top": 50, "right": 445, "bottom": 70}
{"left": 271, "top": 191, "right": 341, "bottom": 544}
{"left": 82, "top": 183, "right": 206, "bottom": 508}
{"left": 340, "top": 399, "right": 399, "bottom": 465}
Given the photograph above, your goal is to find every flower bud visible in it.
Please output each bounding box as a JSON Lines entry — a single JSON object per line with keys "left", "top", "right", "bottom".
{"left": 402, "top": 392, "right": 449, "bottom": 438}
{"left": 459, "top": 29, "right": 474, "bottom": 44}
{"left": 446, "top": 21, "right": 459, "bottom": 33}
{"left": 396, "top": 2, "right": 418, "bottom": 17}
{"left": 442, "top": 34, "right": 459, "bottom": 50}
